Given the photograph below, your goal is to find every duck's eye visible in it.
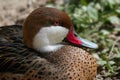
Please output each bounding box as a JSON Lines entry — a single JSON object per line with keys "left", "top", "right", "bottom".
{"left": 54, "top": 21, "right": 59, "bottom": 26}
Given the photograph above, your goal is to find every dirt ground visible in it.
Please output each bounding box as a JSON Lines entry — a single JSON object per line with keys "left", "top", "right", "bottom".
{"left": 0, "top": 0, "right": 63, "bottom": 26}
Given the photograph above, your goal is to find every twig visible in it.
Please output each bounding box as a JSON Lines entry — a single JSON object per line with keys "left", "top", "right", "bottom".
{"left": 108, "top": 37, "right": 120, "bottom": 59}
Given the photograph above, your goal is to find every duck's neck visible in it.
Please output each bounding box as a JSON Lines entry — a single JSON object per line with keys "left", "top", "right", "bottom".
{"left": 37, "top": 44, "right": 65, "bottom": 53}
{"left": 35, "top": 44, "right": 65, "bottom": 58}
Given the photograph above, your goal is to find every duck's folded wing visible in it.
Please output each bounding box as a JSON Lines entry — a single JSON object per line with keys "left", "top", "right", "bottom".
{"left": 0, "top": 25, "right": 38, "bottom": 73}
{"left": 0, "top": 42, "right": 36, "bottom": 73}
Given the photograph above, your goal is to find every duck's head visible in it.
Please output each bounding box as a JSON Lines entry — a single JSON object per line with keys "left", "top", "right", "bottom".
{"left": 23, "top": 7, "right": 98, "bottom": 53}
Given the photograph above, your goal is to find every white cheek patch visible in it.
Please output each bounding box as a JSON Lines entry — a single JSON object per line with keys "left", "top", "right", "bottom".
{"left": 33, "top": 26, "right": 68, "bottom": 52}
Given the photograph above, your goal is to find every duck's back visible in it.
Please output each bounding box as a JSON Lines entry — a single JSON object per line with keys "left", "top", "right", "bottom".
{"left": 0, "top": 25, "right": 97, "bottom": 80}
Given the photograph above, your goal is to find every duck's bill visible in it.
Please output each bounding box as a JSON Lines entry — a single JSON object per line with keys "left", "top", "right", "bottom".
{"left": 65, "top": 28, "right": 98, "bottom": 49}
{"left": 77, "top": 36, "right": 98, "bottom": 49}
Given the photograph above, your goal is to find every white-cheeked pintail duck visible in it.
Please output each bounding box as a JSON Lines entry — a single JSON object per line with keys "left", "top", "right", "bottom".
{"left": 0, "top": 7, "right": 98, "bottom": 80}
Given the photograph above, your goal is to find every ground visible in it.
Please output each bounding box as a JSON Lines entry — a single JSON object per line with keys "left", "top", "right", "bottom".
{"left": 0, "top": 0, "right": 63, "bottom": 26}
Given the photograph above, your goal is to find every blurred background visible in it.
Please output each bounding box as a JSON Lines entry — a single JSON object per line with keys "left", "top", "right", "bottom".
{"left": 0, "top": 0, "right": 64, "bottom": 26}
{"left": 0, "top": 0, "right": 120, "bottom": 79}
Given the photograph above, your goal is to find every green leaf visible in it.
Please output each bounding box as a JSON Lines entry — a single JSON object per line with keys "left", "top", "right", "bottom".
{"left": 108, "top": 61, "right": 115, "bottom": 65}
{"left": 108, "top": 16, "right": 120, "bottom": 25}
{"left": 87, "top": 5, "right": 98, "bottom": 21}
{"left": 116, "top": 7, "right": 120, "bottom": 14}
{"left": 100, "top": 30, "right": 110, "bottom": 35}
{"left": 106, "top": 62, "right": 114, "bottom": 73}
{"left": 107, "top": 0, "right": 116, "bottom": 5}
{"left": 80, "top": 0, "right": 87, "bottom": 5}
{"left": 97, "top": 60, "right": 107, "bottom": 66}
{"left": 92, "top": 54, "right": 101, "bottom": 60}
{"left": 95, "top": 3, "right": 102, "bottom": 10}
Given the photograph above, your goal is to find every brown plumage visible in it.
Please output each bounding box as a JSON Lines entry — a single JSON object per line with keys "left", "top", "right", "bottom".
{"left": 0, "top": 7, "right": 97, "bottom": 80}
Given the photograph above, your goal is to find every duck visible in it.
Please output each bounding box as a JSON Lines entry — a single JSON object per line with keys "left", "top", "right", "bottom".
{"left": 0, "top": 7, "right": 98, "bottom": 80}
